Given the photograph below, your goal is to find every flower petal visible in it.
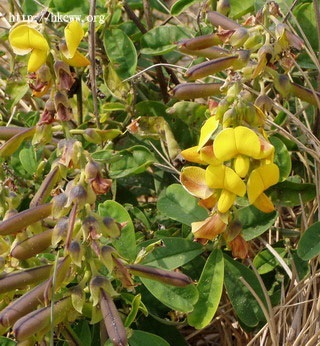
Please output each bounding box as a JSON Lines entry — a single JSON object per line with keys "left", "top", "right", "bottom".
{"left": 63, "top": 50, "right": 90, "bottom": 67}
{"left": 198, "top": 116, "right": 219, "bottom": 150}
{"left": 181, "top": 146, "right": 206, "bottom": 164}
{"left": 253, "top": 193, "right": 275, "bottom": 213}
{"left": 200, "top": 145, "right": 221, "bottom": 166}
{"left": 27, "top": 48, "right": 48, "bottom": 72}
{"left": 247, "top": 163, "right": 279, "bottom": 203}
{"left": 64, "top": 21, "right": 84, "bottom": 59}
{"left": 9, "top": 24, "right": 49, "bottom": 54}
{"left": 218, "top": 190, "right": 236, "bottom": 213}
{"left": 234, "top": 155, "right": 250, "bottom": 178}
{"left": 192, "top": 214, "right": 227, "bottom": 240}
{"left": 180, "top": 166, "right": 213, "bottom": 199}
{"left": 213, "top": 128, "right": 236, "bottom": 161}
{"left": 234, "top": 126, "right": 261, "bottom": 158}
{"left": 206, "top": 165, "right": 246, "bottom": 196}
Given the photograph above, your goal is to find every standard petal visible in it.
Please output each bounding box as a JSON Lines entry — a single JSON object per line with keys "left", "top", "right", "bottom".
{"left": 234, "top": 126, "right": 261, "bottom": 158}
{"left": 224, "top": 166, "right": 246, "bottom": 196}
{"left": 198, "top": 116, "right": 219, "bottom": 150}
{"left": 213, "top": 127, "right": 237, "bottom": 161}
{"left": 253, "top": 193, "right": 275, "bottom": 213}
{"left": 63, "top": 50, "right": 90, "bottom": 67}
{"left": 181, "top": 146, "right": 206, "bottom": 164}
{"left": 218, "top": 189, "right": 236, "bottom": 213}
{"left": 64, "top": 21, "right": 84, "bottom": 58}
{"left": 247, "top": 163, "right": 279, "bottom": 203}
{"left": 180, "top": 166, "right": 213, "bottom": 199}
{"left": 9, "top": 25, "right": 49, "bottom": 53}
{"left": 27, "top": 48, "right": 48, "bottom": 72}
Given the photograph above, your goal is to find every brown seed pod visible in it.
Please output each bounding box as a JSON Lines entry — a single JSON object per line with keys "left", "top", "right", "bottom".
{"left": 172, "top": 83, "right": 223, "bottom": 100}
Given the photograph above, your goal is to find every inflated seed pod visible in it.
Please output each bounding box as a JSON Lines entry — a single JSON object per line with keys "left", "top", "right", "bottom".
{"left": 207, "top": 11, "right": 241, "bottom": 30}
{"left": 0, "top": 280, "right": 49, "bottom": 328}
{"left": 126, "top": 264, "right": 193, "bottom": 287}
{"left": 185, "top": 55, "right": 238, "bottom": 80}
{"left": 0, "top": 127, "right": 36, "bottom": 158}
{"left": 13, "top": 296, "right": 72, "bottom": 341}
{"left": 178, "top": 33, "right": 221, "bottom": 50}
{"left": 172, "top": 83, "right": 223, "bottom": 100}
{"left": 0, "top": 127, "right": 27, "bottom": 140}
{"left": 100, "top": 288, "right": 128, "bottom": 346}
{"left": 178, "top": 46, "right": 230, "bottom": 59}
{"left": 0, "top": 264, "right": 52, "bottom": 294}
{"left": 10, "top": 229, "right": 53, "bottom": 260}
{"left": 0, "top": 203, "right": 52, "bottom": 236}
{"left": 29, "top": 166, "right": 60, "bottom": 207}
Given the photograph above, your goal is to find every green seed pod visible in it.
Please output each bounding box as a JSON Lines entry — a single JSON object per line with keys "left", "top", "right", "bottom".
{"left": 83, "top": 128, "right": 102, "bottom": 144}
{"left": 172, "top": 83, "right": 223, "bottom": 100}
{"left": 100, "top": 288, "right": 128, "bottom": 346}
{"left": 10, "top": 229, "right": 53, "bottom": 260}
{"left": 126, "top": 264, "right": 193, "bottom": 287}
{"left": 0, "top": 265, "right": 52, "bottom": 294}
{"left": 0, "top": 203, "right": 52, "bottom": 236}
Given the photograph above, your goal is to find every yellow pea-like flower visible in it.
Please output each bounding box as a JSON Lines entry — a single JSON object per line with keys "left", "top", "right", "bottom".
{"left": 9, "top": 24, "right": 49, "bottom": 72}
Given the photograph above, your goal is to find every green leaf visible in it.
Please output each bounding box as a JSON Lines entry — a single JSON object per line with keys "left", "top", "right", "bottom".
{"left": 297, "top": 221, "right": 320, "bottom": 260}
{"left": 157, "top": 184, "right": 208, "bottom": 226}
{"left": 188, "top": 249, "right": 224, "bottom": 329}
{"left": 238, "top": 205, "right": 277, "bottom": 241}
{"left": 270, "top": 136, "right": 291, "bottom": 182}
{"left": 253, "top": 248, "right": 287, "bottom": 274}
{"left": 293, "top": 3, "right": 317, "bottom": 50}
{"left": 141, "top": 277, "right": 198, "bottom": 312}
{"left": 230, "top": 0, "right": 254, "bottom": 18}
{"left": 125, "top": 294, "right": 143, "bottom": 327}
{"left": 140, "top": 25, "right": 192, "bottom": 55}
{"left": 141, "top": 237, "right": 203, "bottom": 270}
{"left": 103, "top": 28, "right": 137, "bottom": 80}
{"left": 98, "top": 201, "right": 136, "bottom": 261}
{"left": 224, "top": 254, "right": 266, "bottom": 327}
{"left": 19, "top": 147, "right": 37, "bottom": 175}
{"left": 109, "top": 145, "right": 155, "bottom": 178}
{"left": 170, "top": 0, "right": 200, "bottom": 15}
{"left": 0, "top": 337, "right": 16, "bottom": 346}
{"left": 268, "top": 181, "right": 316, "bottom": 207}
{"left": 5, "top": 82, "right": 29, "bottom": 110}
{"left": 129, "top": 330, "right": 170, "bottom": 346}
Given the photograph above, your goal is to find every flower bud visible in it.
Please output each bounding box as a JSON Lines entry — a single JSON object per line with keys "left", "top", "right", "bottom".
{"left": 90, "top": 276, "right": 118, "bottom": 306}
{"left": 100, "top": 245, "right": 117, "bottom": 272}
{"left": 228, "top": 234, "right": 248, "bottom": 259}
{"left": 58, "top": 139, "right": 83, "bottom": 168}
{"left": 102, "top": 217, "right": 121, "bottom": 238}
{"left": 52, "top": 217, "right": 69, "bottom": 246}
{"left": 225, "top": 219, "right": 242, "bottom": 242}
{"left": 217, "top": 0, "right": 230, "bottom": 16}
{"left": 83, "top": 128, "right": 102, "bottom": 144}
{"left": 39, "top": 100, "right": 56, "bottom": 125}
{"left": 273, "top": 74, "right": 292, "bottom": 98}
{"left": 51, "top": 192, "right": 69, "bottom": 219}
{"left": 28, "top": 64, "right": 52, "bottom": 98}
{"left": 229, "top": 27, "right": 249, "bottom": 48}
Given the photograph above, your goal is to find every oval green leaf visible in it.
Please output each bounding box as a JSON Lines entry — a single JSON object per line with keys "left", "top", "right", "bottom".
{"left": 129, "top": 330, "right": 170, "bottom": 346}
{"left": 104, "top": 28, "right": 137, "bottom": 80}
{"left": 224, "top": 254, "right": 266, "bottom": 327}
{"left": 188, "top": 249, "right": 224, "bottom": 329}
{"left": 140, "top": 25, "right": 192, "bottom": 55}
{"left": 141, "top": 237, "right": 203, "bottom": 270}
{"left": 297, "top": 221, "right": 320, "bottom": 260}
{"left": 157, "top": 184, "right": 208, "bottom": 226}
{"left": 238, "top": 205, "right": 277, "bottom": 241}
{"left": 170, "top": 0, "right": 199, "bottom": 15}
{"left": 98, "top": 200, "right": 136, "bottom": 261}
{"left": 141, "top": 277, "right": 198, "bottom": 312}
{"left": 270, "top": 136, "right": 291, "bottom": 182}
{"left": 253, "top": 248, "right": 287, "bottom": 274}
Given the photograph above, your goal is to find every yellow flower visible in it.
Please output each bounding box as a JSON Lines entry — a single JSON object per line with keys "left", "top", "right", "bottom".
{"left": 213, "top": 126, "right": 274, "bottom": 177}
{"left": 60, "top": 21, "right": 90, "bottom": 67}
{"left": 247, "top": 163, "right": 279, "bottom": 213}
{"left": 206, "top": 165, "right": 246, "bottom": 213}
{"left": 9, "top": 24, "right": 49, "bottom": 72}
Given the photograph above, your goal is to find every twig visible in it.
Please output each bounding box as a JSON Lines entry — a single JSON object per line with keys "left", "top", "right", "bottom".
{"left": 88, "top": 0, "right": 101, "bottom": 128}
